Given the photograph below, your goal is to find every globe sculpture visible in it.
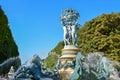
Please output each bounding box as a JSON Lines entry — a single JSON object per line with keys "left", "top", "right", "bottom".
{"left": 60, "top": 8, "right": 80, "bottom": 46}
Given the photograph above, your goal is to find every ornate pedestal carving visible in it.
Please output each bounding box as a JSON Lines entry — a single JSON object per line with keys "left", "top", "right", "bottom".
{"left": 58, "top": 45, "right": 80, "bottom": 80}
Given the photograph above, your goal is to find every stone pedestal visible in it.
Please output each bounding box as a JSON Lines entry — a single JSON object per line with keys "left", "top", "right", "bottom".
{"left": 58, "top": 68, "right": 74, "bottom": 80}
{"left": 58, "top": 45, "right": 80, "bottom": 80}
{"left": 60, "top": 45, "right": 79, "bottom": 64}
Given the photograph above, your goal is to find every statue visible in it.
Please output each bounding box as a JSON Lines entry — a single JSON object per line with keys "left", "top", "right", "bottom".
{"left": 62, "top": 24, "right": 71, "bottom": 45}
{"left": 14, "top": 54, "right": 43, "bottom": 80}
{"left": 70, "top": 52, "right": 85, "bottom": 80}
{"left": 71, "top": 22, "right": 80, "bottom": 46}
{"left": 61, "top": 8, "right": 80, "bottom": 46}
{"left": 59, "top": 8, "right": 81, "bottom": 80}
{"left": 70, "top": 52, "right": 120, "bottom": 80}
{"left": 14, "top": 54, "right": 61, "bottom": 80}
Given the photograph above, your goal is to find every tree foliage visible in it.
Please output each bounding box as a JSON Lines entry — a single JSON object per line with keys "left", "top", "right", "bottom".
{"left": 43, "top": 53, "right": 59, "bottom": 70}
{"left": 51, "top": 41, "right": 64, "bottom": 56}
{"left": 43, "top": 41, "right": 64, "bottom": 70}
{"left": 0, "top": 7, "right": 21, "bottom": 74}
{"left": 78, "top": 13, "right": 120, "bottom": 62}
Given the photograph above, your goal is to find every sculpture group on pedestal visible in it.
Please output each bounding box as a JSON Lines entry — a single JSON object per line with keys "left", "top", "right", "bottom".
{"left": 62, "top": 22, "right": 80, "bottom": 46}
{"left": 59, "top": 8, "right": 120, "bottom": 80}
{"left": 61, "top": 8, "right": 80, "bottom": 46}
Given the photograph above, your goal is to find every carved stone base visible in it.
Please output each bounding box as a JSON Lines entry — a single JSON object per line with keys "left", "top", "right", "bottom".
{"left": 58, "top": 45, "right": 80, "bottom": 80}
{"left": 58, "top": 68, "right": 74, "bottom": 80}
{"left": 61, "top": 45, "right": 80, "bottom": 59}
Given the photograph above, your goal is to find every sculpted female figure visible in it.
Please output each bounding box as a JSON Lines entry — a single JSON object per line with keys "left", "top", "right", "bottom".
{"left": 71, "top": 23, "right": 80, "bottom": 46}
{"left": 62, "top": 25, "right": 70, "bottom": 46}
{"left": 62, "top": 22, "right": 80, "bottom": 46}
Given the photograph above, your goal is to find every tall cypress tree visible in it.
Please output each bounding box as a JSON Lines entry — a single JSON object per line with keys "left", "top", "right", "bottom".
{"left": 0, "top": 7, "right": 21, "bottom": 74}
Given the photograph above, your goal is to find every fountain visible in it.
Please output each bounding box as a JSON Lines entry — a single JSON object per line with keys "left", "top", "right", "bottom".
{"left": 55, "top": 8, "right": 120, "bottom": 80}
{"left": 5, "top": 8, "right": 120, "bottom": 80}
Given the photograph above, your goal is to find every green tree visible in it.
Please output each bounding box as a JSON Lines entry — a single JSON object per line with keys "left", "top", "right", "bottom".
{"left": 43, "top": 41, "right": 64, "bottom": 70}
{"left": 78, "top": 13, "right": 120, "bottom": 62}
{"left": 0, "top": 7, "right": 21, "bottom": 74}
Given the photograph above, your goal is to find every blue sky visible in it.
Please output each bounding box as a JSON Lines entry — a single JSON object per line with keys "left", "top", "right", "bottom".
{"left": 0, "top": 0, "right": 120, "bottom": 63}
